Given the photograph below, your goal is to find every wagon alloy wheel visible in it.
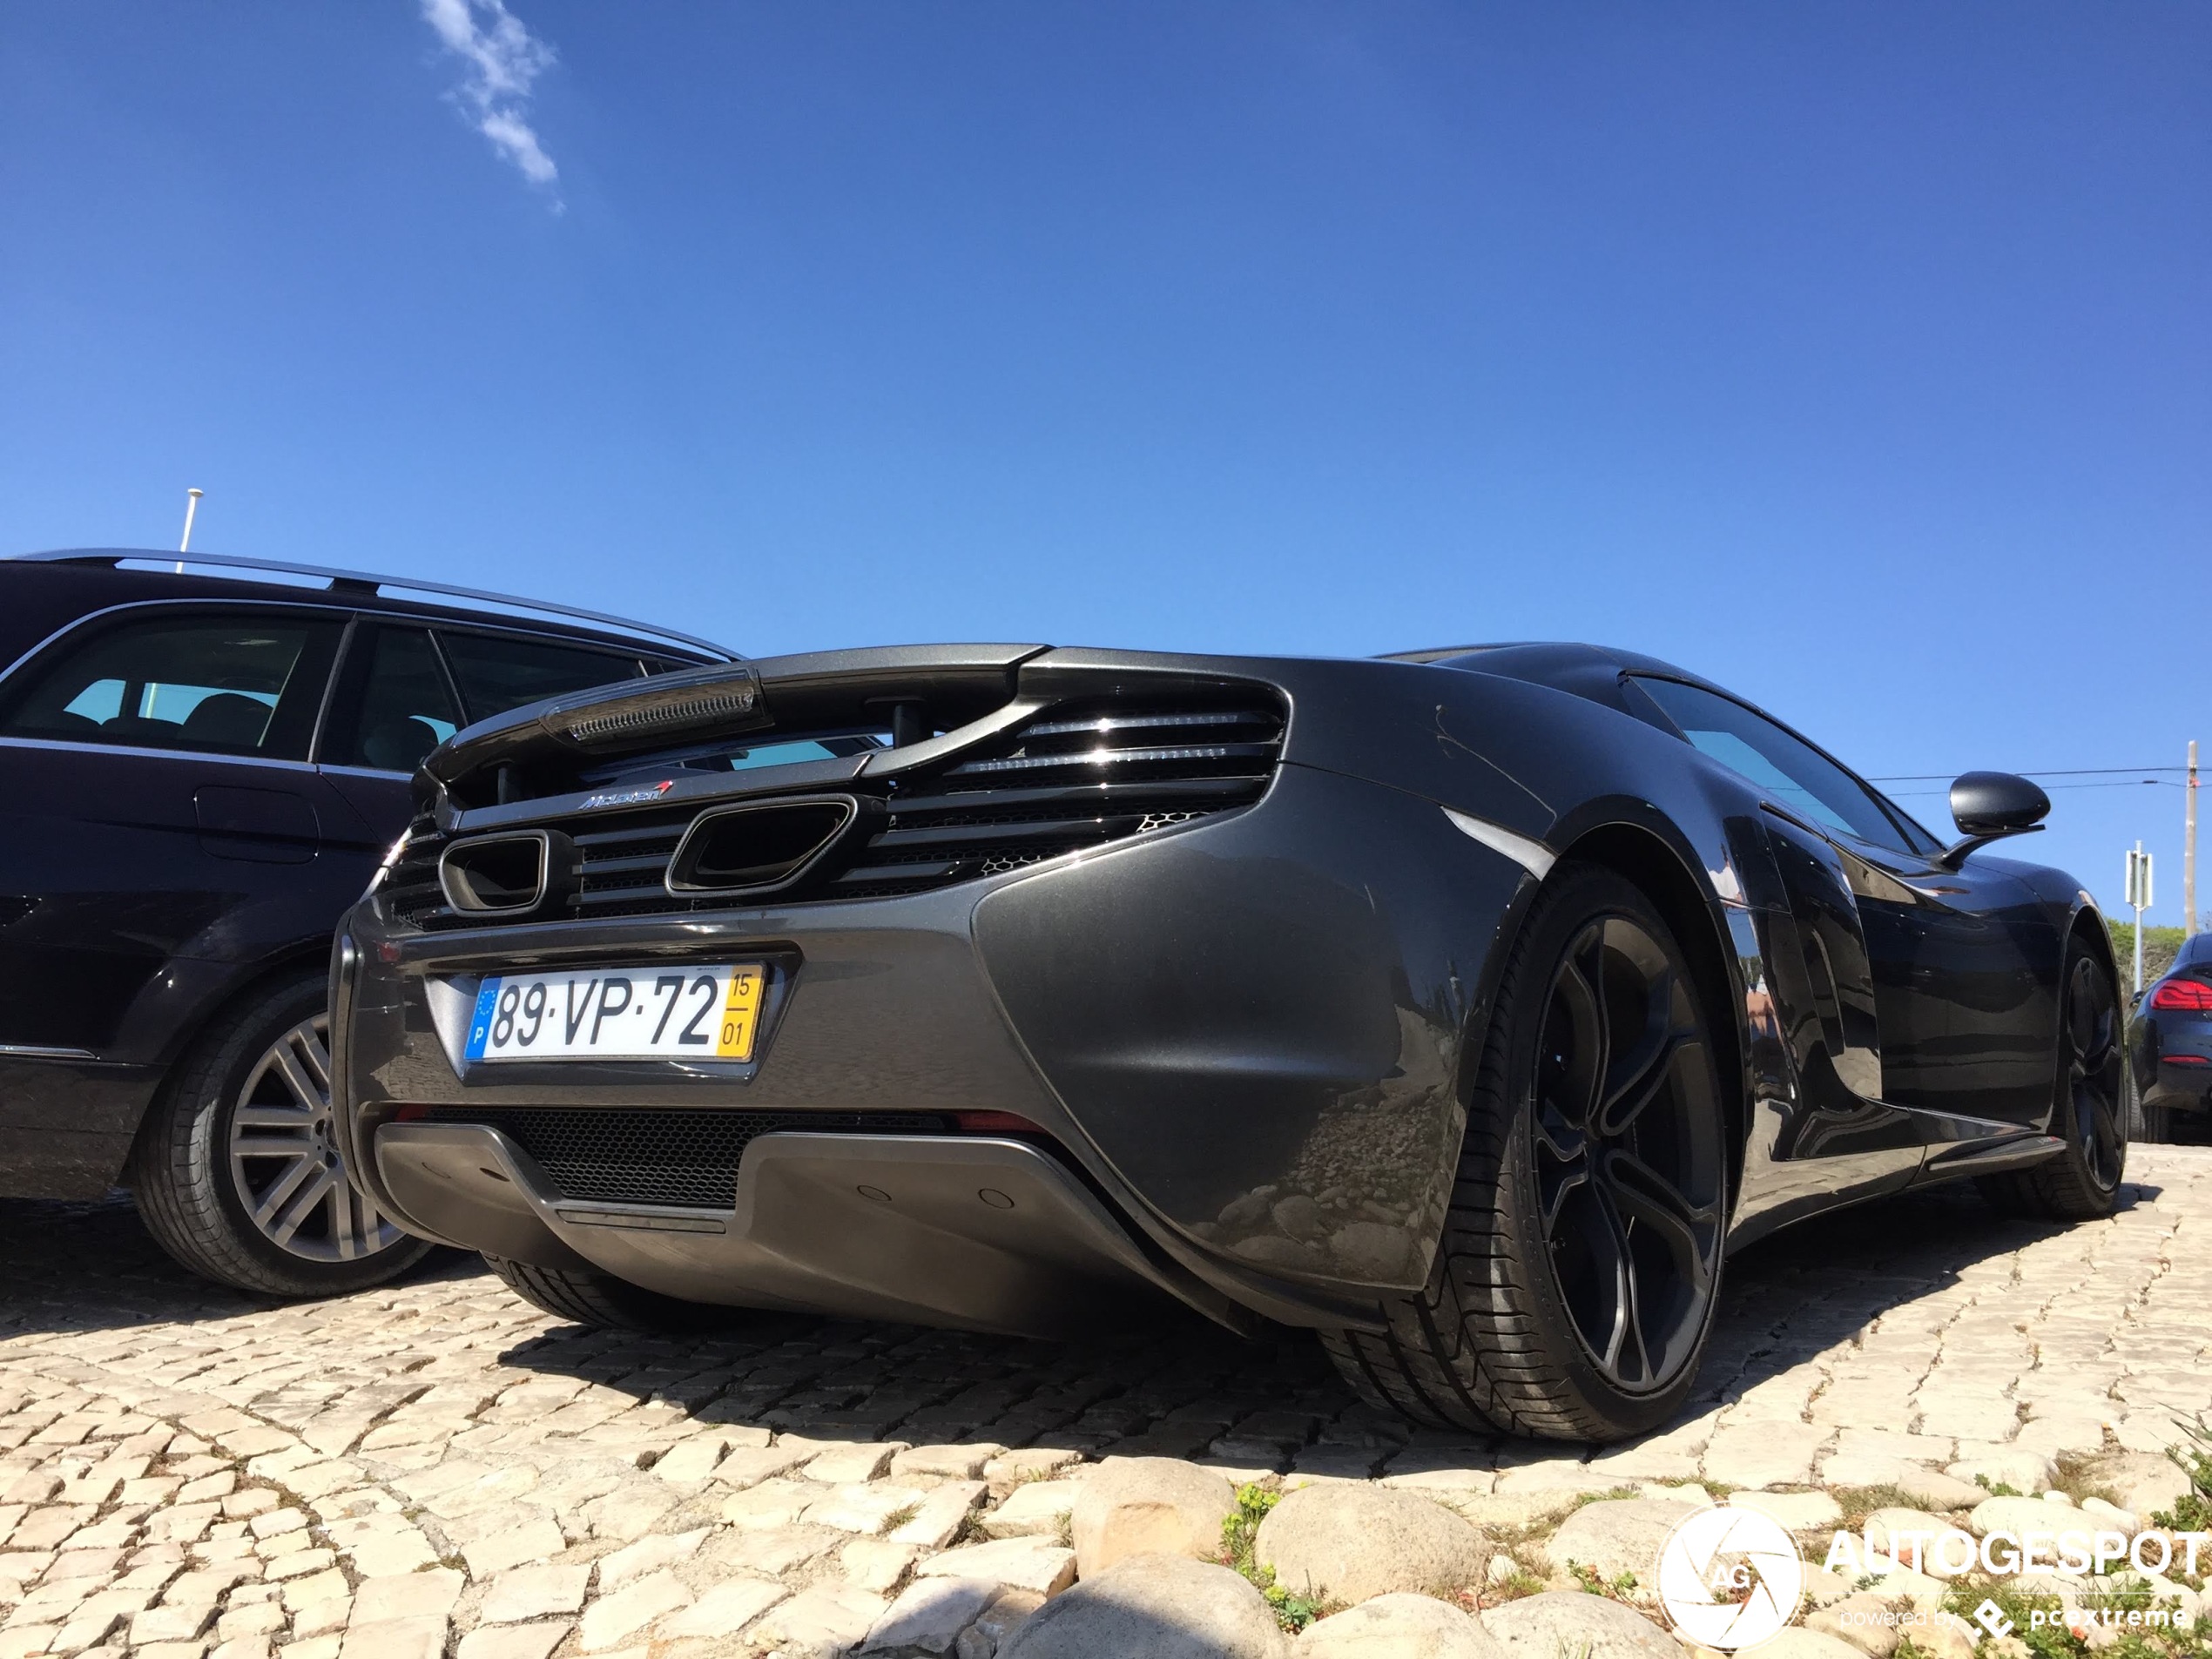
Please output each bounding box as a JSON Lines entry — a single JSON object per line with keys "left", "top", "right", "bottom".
{"left": 1533, "top": 916, "right": 1723, "bottom": 1394}
{"left": 131, "top": 972, "right": 434, "bottom": 1296}
{"left": 227, "top": 1015, "right": 400, "bottom": 1263}
{"left": 2064, "top": 955, "right": 2124, "bottom": 1191}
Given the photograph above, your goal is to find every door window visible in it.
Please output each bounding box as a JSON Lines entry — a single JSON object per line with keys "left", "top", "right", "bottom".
{"left": 439, "top": 631, "right": 644, "bottom": 724}
{"left": 0, "top": 611, "right": 341, "bottom": 760}
{"left": 1630, "top": 677, "right": 1928, "bottom": 854}
{"left": 326, "top": 626, "right": 462, "bottom": 772}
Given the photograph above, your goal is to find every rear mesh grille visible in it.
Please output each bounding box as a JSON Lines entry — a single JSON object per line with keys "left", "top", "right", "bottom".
{"left": 434, "top": 1108, "right": 950, "bottom": 1209}
{"left": 384, "top": 693, "right": 1285, "bottom": 926}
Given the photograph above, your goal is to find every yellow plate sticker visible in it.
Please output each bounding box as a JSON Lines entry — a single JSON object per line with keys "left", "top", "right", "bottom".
{"left": 717, "top": 965, "right": 765, "bottom": 1061}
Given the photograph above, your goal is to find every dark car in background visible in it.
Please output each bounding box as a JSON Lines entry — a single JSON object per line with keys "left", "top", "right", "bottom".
{"left": 334, "top": 639, "right": 2126, "bottom": 1443}
{"left": 2128, "top": 931, "right": 2212, "bottom": 1143}
{"left": 0, "top": 549, "right": 728, "bottom": 1294}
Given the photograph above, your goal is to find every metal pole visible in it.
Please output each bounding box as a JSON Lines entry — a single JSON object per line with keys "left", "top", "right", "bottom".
{"left": 2133, "top": 840, "right": 2148, "bottom": 995}
{"left": 2188, "top": 739, "right": 2199, "bottom": 937}
{"left": 177, "top": 488, "right": 203, "bottom": 570}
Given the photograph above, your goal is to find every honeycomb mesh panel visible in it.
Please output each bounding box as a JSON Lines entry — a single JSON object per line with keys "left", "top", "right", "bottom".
{"left": 432, "top": 1108, "right": 952, "bottom": 1209}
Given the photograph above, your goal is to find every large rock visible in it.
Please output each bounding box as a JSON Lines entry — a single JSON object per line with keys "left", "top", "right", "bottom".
{"left": 999, "top": 1554, "right": 1287, "bottom": 1659}
{"left": 1749, "top": 1630, "right": 1875, "bottom": 1659}
{"left": 1535, "top": 1500, "right": 1700, "bottom": 1590}
{"left": 1863, "top": 1508, "right": 1978, "bottom": 1579}
{"left": 1966, "top": 1495, "right": 2101, "bottom": 1541}
{"left": 1295, "top": 1593, "right": 1508, "bottom": 1658}
{"left": 2099, "top": 1451, "right": 2195, "bottom": 1521}
{"left": 1480, "top": 1592, "right": 1679, "bottom": 1659}
{"left": 1069, "top": 1459, "right": 1238, "bottom": 1580}
{"left": 1255, "top": 1485, "right": 1487, "bottom": 1604}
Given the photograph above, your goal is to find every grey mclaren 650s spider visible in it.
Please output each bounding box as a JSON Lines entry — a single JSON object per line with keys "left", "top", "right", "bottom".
{"left": 333, "top": 641, "right": 2126, "bottom": 1442}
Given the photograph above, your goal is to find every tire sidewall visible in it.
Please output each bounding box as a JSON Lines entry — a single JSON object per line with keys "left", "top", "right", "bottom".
{"left": 1488, "top": 867, "right": 1727, "bottom": 1438}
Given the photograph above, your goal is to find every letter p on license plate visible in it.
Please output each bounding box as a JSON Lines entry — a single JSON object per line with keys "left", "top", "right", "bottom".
{"left": 464, "top": 964, "right": 765, "bottom": 1063}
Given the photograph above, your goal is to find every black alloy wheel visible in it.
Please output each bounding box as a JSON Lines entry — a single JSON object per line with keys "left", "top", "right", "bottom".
{"left": 1533, "top": 914, "right": 1726, "bottom": 1397}
{"left": 1980, "top": 936, "right": 2128, "bottom": 1221}
{"left": 1323, "top": 864, "right": 1730, "bottom": 1441}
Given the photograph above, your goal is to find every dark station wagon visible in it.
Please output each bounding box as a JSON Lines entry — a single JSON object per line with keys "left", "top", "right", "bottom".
{"left": 0, "top": 549, "right": 728, "bottom": 1293}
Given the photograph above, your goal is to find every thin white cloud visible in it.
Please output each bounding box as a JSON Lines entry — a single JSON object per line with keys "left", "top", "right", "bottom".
{"left": 420, "top": 0, "right": 561, "bottom": 197}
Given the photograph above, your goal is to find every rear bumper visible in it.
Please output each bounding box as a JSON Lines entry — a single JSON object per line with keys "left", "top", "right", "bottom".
{"left": 334, "top": 765, "right": 1527, "bottom": 1334}
{"left": 378, "top": 1123, "right": 1197, "bottom": 1335}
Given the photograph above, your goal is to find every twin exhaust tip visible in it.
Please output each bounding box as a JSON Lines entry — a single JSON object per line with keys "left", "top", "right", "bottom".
{"left": 437, "top": 794, "right": 861, "bottom": 916}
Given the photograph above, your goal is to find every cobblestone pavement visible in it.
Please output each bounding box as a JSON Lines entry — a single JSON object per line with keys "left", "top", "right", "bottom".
{"left": 0, "top": 1148, "right": 2206, "bottom": 1659}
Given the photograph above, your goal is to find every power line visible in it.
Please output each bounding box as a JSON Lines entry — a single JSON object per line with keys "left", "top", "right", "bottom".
{"left": 1865, "top": 766, "right": 2187, "bottom": 781}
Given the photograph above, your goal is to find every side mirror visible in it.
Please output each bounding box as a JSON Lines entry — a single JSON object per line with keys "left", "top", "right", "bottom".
{"left": 1937, "top": 771, "right": 2049, "bottom": 868}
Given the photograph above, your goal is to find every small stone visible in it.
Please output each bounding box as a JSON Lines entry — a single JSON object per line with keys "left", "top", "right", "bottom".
{"left": 806, "top": 1441, "right": 907, "bottom": 1483}
{"left": 1808, "top": 1592, "right": 1905, "bottom": 1657}
{"left": 1296, "top": 1593, "right": 1507, "bottom": 1657}
{"left": 1000, "top": 1554, "right": 1286, "bottom": 1658}
{"left": 457, "top": 1625, "right": 570, "bottom": 1659}
{"left": 963, "top": 1588, "right": 1045, "bottom": 1657}
{"left": 1726, "top": 1491, "right": 1843, "bottom": 1532}
{"left": 861, "top": 1576, "right": 1003, "bottom": 1654}
{"left": 1966, "top": 1495, "right": 2101, "bottom": 1541}
{"left": 708, "top": 1446, "right": 813, "bottom": 1490}
{"left": 1946, "top": 1450, "right": 2057, "bottom": 1494}
{"left": 844, "top": 1537, "right": 923, "bottom": 1594}
{"left": 982, "top": 1480, "right": 1083, "bottom": 1540}
{"left": 595, "top": 1526, "right": 707, "bottom": 1590}
{"left": 918, "top": 1536, "right": 1078, "bottom": 1598}
{"left": 890, "top": 1481, "right": 989, "bottom": 1548}
{"left": 806, "top": 1482, "right": 932, "bottom": 1535}
{"left": 132, "top": 1602, "right": 217, "bottom": 1643}
{"left": 1257, "top": 1483, "right": 1489, "bottom": 1604}
{"left": 1863, "top": 1509, "right": 1979, "bottom": 1579}
{"left": 651, "top": 1433, "right": 732, "bottom": 1485}
{"left": 719, "top": 1477, "right": 819, "bottom": 1530}
{"left": 1069, "top": 1457, "right": 1237, "bottom": 1578}
{"left": 461, "top": 1516, "right": 566, "bottom": 1578}
{"left": 577, "top": 1568, "right": 693, "bottom": 1650}
{"left": 894, "top": 1444, "right": 1007, "bottom": 1481}
{"left": 751, "top": 1583, "right": 891, "bottom": 1653}
{"left": 659, "top": 1576, "right": 789, "bottom": 1637}
{"left": 481, "top": 1563, "right": 590, "bottom": 1623}
{"left": 1750, "top": 1631, "right": 1878, "bottom": 1659}
{"left": 1480, "top": 1592, "right": 1680, "bottom": 1659}
{"left": 351, "top": 1568, "right": 464, "bottom": 1625}
{"left": 340, "top": 1615, "right": 448, "bottom": 1659}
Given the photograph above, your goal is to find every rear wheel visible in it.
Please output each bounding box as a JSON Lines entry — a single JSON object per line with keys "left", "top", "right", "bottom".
{"left": 1978, "top": 938, "right": 2127, "bottom": 1220}
{"left": 482, "top": 1254, "right": 742, "bottom": 1333}
{"left": 131, "top": 973, "right": 434, "bottom": 1296}
{"left": 1323, "top": 865, "right": 1729, "bottom": 1441}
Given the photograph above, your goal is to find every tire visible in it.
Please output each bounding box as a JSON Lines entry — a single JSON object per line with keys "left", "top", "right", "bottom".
{"left": 1978, "top": 936, "right": 2128, "bottom": 1220}
{"left": 482, "top": 1254, "right": 741, "bottom": 1333}
{"left": 130, "top": 971, "right": 435, "bottom": 1296}
{"left": 1322, "top": 864, "right": 1730, "bottom": 1442}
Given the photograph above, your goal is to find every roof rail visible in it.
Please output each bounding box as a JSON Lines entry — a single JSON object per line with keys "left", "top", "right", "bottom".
{"left": 9, "top": 549, "right": 740, "bottom": 662}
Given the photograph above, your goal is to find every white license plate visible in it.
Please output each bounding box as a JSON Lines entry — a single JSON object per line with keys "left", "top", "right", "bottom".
{"left": 463, "top": 964, "right": 765, "bottom": 1063}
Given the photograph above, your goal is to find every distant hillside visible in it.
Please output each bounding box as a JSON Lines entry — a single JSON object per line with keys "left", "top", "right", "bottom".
{"left": 2107, "top": 921, "right": 2187, "bottom": 991}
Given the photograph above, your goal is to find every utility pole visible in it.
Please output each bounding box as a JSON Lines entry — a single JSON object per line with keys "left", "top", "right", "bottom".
{"left": 176, "top": 488, "right": 203, "bottom": 573}
{"left": 2128, "top": 842, "right": 2154, "bottom": 995}
{"left": 2188, "top": 739, "right": 2199, "bottom": 937}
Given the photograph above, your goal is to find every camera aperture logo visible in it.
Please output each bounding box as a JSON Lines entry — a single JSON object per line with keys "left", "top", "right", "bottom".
{"left": 1657, "top": 1506, "right": 1806, "bottom": 1651}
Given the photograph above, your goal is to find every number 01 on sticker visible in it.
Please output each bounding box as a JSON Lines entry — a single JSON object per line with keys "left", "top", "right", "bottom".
{"left": 464, "top": 964, "right": 766, "bottom": 1063}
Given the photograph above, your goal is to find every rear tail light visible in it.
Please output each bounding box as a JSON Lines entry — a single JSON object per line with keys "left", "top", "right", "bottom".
{"left": 2163, "top": 1054, "right": 2210, "bottom": 1067}
{"left": 2151, "top": 979, "right": 2212, "bottom": 1011}
{"left": 952, "top": 1111, "right": 1042, "bottom": 1135}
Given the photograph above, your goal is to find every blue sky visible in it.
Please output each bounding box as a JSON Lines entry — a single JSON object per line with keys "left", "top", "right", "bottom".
{"left": 3, "top": 3, "right": 2206, "bottom": 921}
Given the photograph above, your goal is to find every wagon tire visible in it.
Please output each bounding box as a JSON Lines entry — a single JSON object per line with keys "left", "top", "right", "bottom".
{"left": 1322, "top": 863, "right": 1730, "bottom": 1442}
{"left": 130, "top": 971, "right": 434, "bottom": 1297}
